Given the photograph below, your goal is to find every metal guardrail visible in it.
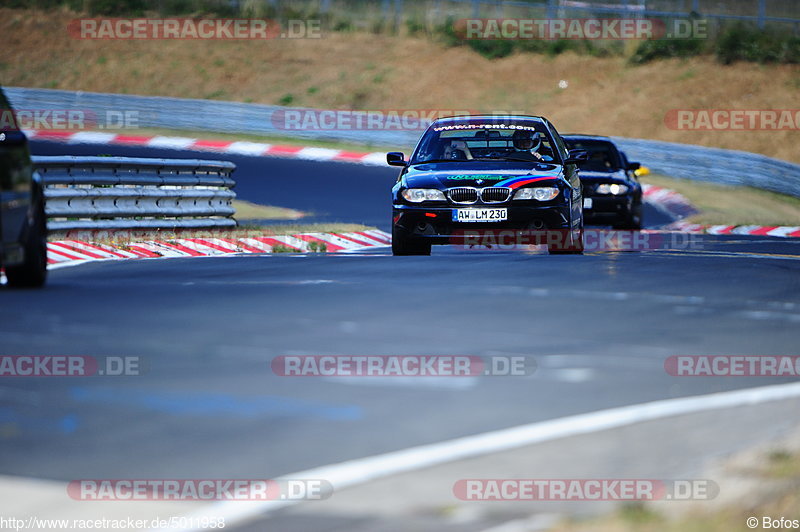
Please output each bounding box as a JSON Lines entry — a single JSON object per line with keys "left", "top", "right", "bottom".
{"left": 611, "top": 137, "right": 800, "bottom": 199}
{"left": 11, "top": 88, "right": 800, "bottom": 199}
{"left": 33, "top": 156, "right": 237, "bottom": 231}
{"left": 4, "top": 87, "right": 412, "bottom": 148}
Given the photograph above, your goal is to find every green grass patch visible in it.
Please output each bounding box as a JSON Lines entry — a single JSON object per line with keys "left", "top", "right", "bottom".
{"left": 629, "top": 38, "right": 706, "bottom": 64}
{"left": 715, "top": 22, "right": 800, "bottom": 65}
{"left": 232, "top": 200, "right": 305, "bottom": 221}
{"left": 434, "top": 17, "right": 621, "bottom": 60}
{"left": 765, "top": 449, "right": 800, "bottom": 479}
{"left": 643, "top": 173, "right": 800, "bottom": 226}
{"left": 550, "top": 448, "right": 800, "bottom": 532}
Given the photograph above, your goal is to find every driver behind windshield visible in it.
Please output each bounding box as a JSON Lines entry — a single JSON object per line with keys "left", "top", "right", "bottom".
{"left": 429, "top": 127, "right": 553, "bottom": 163}
{"left": 442, "top": 139, "right": 474, "bottom": 160}
{"left": 509, "top": 130, "right": 545, "bottom": 161}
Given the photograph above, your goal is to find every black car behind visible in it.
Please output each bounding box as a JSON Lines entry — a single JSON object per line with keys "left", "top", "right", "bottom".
{"left": 563, "top": 134, "right": 643, "bottom": 230}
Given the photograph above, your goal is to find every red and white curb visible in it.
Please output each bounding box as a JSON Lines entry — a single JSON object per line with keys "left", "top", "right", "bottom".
{"left": 28, "top": 130, "right": 800, "bottom": 240}
{"left": 665, "top": 221, "right": 800, "bottom": 238}
{"left": 641, "top": 184, "right": 698, "bottom": 220}
{"left": 25, "top": 129, "right": 389, "bottom": 165}
{"left": 641, "top": 184, "right": 800, "bottom": 238}
{"left": 46, "top": 230, "right": 391, "bottom": 269}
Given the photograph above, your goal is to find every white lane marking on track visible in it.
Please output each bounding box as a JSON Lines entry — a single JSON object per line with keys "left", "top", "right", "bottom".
{"left": 479, "top": 514, "right": 560, "bottom": 532}
{"left": 322, "top": 376, "right": 479, "bottom": 390}
{"left": 542, "top": 368, "right": 595, "bottom": 383}
{"left": 152, "top": 381, "right": 800, "bottom": 532}
{"left": 469, "top": 284, "right": 800, "bottom": 321}
{"left": 652, "top": 249, "right": 800, "bottom": 261}
{"left": 739, "top": 310, "right": 800, "bottom": 322}
{"left": 541, "top": 354, "right": 663, "bottom": 371}
{"left": 47, "top": 259, "right": 97, "bottom": 270}
{"left": 180, "top": 279, "right": 339, "bottom": 286}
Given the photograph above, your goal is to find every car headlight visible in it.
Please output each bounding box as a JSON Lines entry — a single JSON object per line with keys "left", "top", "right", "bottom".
{"left": 401, "top": 188, "right": 446, "bottom": 203}
{"left": 595, "top": 183, "right": 629, "bottom": 195}
{"left": 513, "top": 187, "right": 560, "bottom": 201}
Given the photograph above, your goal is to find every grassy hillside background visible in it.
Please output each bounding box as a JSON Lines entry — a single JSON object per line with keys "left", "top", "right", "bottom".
{"left": 1, "top": 7, "right": 799, "bottom": 163}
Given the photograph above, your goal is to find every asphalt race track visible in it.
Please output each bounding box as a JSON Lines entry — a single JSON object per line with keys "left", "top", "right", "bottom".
{"left": 0, "top": 140, "right": 798, "bottom": 527}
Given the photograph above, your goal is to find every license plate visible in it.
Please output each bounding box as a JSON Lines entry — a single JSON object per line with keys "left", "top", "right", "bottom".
{"left": 583, "top": 198, "right": 593, "bottom": 209}
{"left": 453, "top": 208, "right": 508, "bottom": 222}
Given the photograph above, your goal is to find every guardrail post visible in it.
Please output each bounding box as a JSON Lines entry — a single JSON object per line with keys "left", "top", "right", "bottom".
{"left": 33, "top": 156, "right": 238, "bottom": 232}
{"left": 395, "top": 0, "right": 404, "bottom": 31}
{"left": 546, "top": 0, "right": 557, "bottom": 19}
{"left": 382, "top": 0, "right": 391, "bottom": 21}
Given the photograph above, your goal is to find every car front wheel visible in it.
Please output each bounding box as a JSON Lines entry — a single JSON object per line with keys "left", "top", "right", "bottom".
{"left": 548, "top": 224, "right": 584, "bottom": 255}
{"left": 614, "top": 201, "right": 643, "bottom": 230}
{"left": 391, "top": 226, "right": 431, "bottom": 256}
{"left": 6, "top": 194, "right": 47, "bottom": 288}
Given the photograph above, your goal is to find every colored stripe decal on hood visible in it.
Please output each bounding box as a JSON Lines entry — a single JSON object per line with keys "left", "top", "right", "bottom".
{"left": 495, "top": 176, "right": 560, "bottom": 189}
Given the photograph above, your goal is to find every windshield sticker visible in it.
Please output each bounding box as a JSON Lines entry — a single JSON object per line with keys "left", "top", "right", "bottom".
{"left": 433, "top": 124, "right": 539, "bottom": 132}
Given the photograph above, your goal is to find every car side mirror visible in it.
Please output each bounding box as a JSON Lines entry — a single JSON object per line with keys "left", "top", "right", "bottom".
{"left": 627, "top": 161, "right": 641, "bottom": 171}
{"left": 564, "top": 149, "right": 588, "bottom": 165}
{"left": 386, "top": 152, "right": 407, "bottom": 167}
{"left": 0, "top": 130, "right": 28, "bottom": 146}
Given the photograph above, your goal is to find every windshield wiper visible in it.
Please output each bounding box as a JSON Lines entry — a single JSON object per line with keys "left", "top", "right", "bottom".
{"left": 412, "top": 158, "right": 470, "bottom": 164}
{"left": 477, "top": 156, "right": 545, "bottom": 163}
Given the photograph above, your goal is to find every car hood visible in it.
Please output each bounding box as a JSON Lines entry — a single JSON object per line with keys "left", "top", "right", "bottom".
{"left": 403, "top": 162, "right": 563, "bottom": 189}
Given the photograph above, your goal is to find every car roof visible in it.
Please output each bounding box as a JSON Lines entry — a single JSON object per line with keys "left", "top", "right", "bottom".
{"left": 432, "top": 115, "right": 547, "bottom": 124}
{"left": 562, "top": 134, "right": 613, "bottom": 141}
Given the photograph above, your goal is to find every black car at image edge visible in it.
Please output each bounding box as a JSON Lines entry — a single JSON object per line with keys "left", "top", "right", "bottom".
{"left": 0, "top": 87, "right": 48, "bottom": 287}
{"left": 387, "top": 115, "right": 587, "bottom": 255}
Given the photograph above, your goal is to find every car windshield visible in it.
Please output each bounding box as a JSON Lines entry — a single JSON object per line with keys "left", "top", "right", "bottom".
{"left": 563, "top": 139, "right": 623, "bottom": 172}
{"left": 410, "top": 120, "right": 559, "bottom": 164}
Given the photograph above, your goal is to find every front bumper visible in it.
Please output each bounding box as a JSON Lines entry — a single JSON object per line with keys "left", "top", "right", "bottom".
{"left": 393, "top": 203, "right": 572, "bottom": 243}
{"left": 583, "top": 194, "right": 634, "bottom": 222}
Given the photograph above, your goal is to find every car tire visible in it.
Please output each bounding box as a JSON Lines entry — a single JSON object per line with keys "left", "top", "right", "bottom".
{"left": 548, "top": 225, "right": 584, "bottom": 255}
{"left": 614, "top": 202, "right": 643, "bottom": 230}
{"left": 5, "top": 192, "right": 47, "bottom": 288}
{"left": 391, "top": 226, "right": 431, "bottom": 256}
